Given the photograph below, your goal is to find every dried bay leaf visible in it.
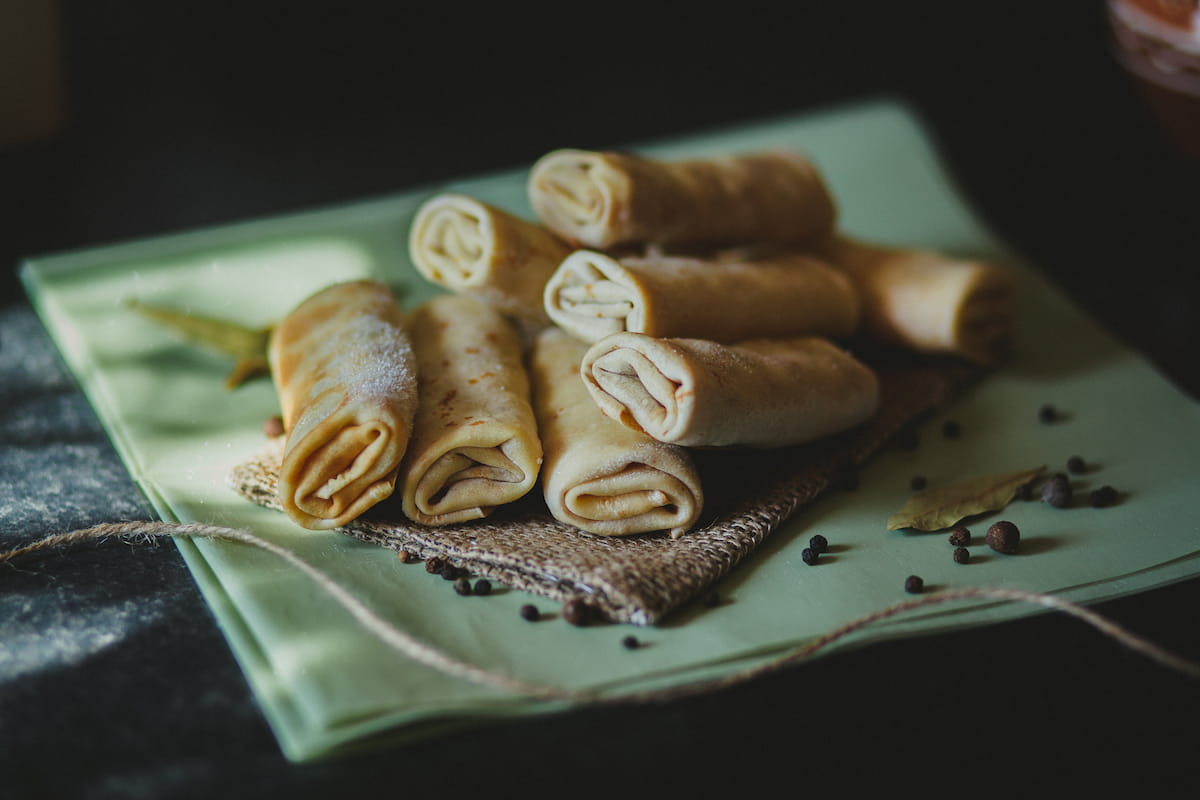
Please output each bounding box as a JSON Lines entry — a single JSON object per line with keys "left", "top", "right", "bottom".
{"left": 126, "top": 298, "right": 272, "bottom": 389}
{"left": 886, "top": 465, "right": 1045, "bottom": 531}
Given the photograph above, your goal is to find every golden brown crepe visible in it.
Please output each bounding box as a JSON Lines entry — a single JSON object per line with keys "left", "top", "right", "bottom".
{"left": 543, "top": 247, "right": 860, "bottom": 344}
{"left": 399, "top": 294, "right": 542, "bottom": 526}
{"left": 581, "top": 333, "right": 880, "bottom": 448}
{"left": 269, "top": 280, "right": 418, "bottom": 530}
{"left": 527, "top": 148, "right": 837, "bottom": 250}
{"left": 817, "top": 234, "right": 1017, "bottom": 363}
{"left": 408, "top": 193, "right": 571, "bottom": 323}
{"left": 530, "top": 327, "right": 703, "bottom": 538}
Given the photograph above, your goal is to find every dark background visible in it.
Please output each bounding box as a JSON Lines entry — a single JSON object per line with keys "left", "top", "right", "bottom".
{"left": 2, "top": 2, "right": 1199, "bottom": 797}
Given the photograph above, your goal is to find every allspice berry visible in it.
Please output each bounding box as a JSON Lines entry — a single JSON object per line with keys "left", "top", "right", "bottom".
{"left": 263, "top": 415, "right": 285, "bottom": 437}
{"left": 563, "top": 598, "right": 593, "bottom": 627}
{"left": 986, "top": 520, "right": 1021, "bottom": 554}
{"left": 1041, "top": 474, "right": 1072, "bottom": 508}
{"left": 1090, "top": 485, "right": 1119, "bottom": 508}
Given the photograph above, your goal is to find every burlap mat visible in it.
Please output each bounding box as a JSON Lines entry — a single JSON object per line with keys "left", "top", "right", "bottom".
{"left": 227, "top": 353, "right": 980, "bottom": 625}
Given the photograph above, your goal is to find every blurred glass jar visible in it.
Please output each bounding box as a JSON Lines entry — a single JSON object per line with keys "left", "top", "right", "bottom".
{"left": 1108, "top": 0, "right": 1200, "bottom": 160}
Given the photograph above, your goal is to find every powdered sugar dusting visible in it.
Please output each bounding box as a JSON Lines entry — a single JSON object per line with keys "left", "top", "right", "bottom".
{"left": 342, "top": 313, "right": 418, "bottom": 408}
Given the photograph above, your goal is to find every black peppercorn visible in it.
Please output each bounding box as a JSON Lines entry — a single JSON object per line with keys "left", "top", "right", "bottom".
{"left": 801, "top": 547, "right": 819, "bottom": 566}
{"left": 563, "top": 598, "right": 592, "bottom": 626}
{"left": 263, "top": 415, "right": 285, "bottom": 438}
{"left": 474, "top": 579, "right": 492, "bottom": 596}
{"left": 986, "top": 520, "right": 1021, "bottom": 554}
{"left": 953, "top": 546, "right": 971, "bottom": 564}
{"left": 621, "top": 635, "right": 640, "bottom": 650}
{"left": 1042, "top": 474, "right": 1072, "bottom": 508}
{"left": 519, "top": 604, "right": 540, "bottom": 622}
{"left": 1090, "top": 485, "right": 1119, "bottom": 508}
{"left": 453, "top": 577, "right": 472, "bottom": 596}
{"left": 904, "top": 575, "right": 924, "bottom": 594}
{"left": 809, "top": 534, "right": 828, "bottom": 554}
{"left": 948, "top": 526, "right": 970, "bottom": 547}
{"left": 425, "top": 556, "right": 448, "bottom": 575}
{"left": 910, "top": 475, "right": 927, "bottom": 491}
{"left": 1066, "top": 455, "right": 1087, "bottom": 474}
{"left": 1038, "top": 404, "right": 1058, "bottom": 424}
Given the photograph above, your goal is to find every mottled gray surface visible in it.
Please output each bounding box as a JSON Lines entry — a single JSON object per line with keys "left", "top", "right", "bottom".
{"left": 0, "top": 306, "right": 147, "bottom": 535}
{"left": 0, "top": 302, "right": 289, "bottom": 797}
{"left": 0, "top": 304, "right": 155, "bottom": 684}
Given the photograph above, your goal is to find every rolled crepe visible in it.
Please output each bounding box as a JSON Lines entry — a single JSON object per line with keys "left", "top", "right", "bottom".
{"left": 269, "top": 280, "right": 418, "bottom": 530}
{"left": 531, "top": 327, "right": 703, "bottom": 538}
{"left": 817, "top": 234, "right": 1016, "bottom": 363}
{"left": 543, "top": 248, "right": 860, "bottom": 344}
{"left": 408, "top": 193, "right": 571, "bottom": 322}
{"left": 581, "top": 333, "right": 880, "bottom": 448}
{"left": 527, "top": 148, "right": 837, "bottom": 250}
{"left": 399, "top": 294, "right": 542, "bottom": 526}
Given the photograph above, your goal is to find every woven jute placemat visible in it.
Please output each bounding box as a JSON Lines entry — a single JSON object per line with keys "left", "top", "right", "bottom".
{"left": 227, "top": 354, "right": 980, "bottom": 625}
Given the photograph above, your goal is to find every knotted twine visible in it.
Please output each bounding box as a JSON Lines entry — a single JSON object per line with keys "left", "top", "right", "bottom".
{"left": 2, "top": 520, "right": 1198, "bottom": 705}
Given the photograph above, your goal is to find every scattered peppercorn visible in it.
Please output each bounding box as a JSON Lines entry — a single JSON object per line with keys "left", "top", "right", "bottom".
{"left": 1038, "top": 404, "right": 1058, "bottom": 424}
{"left": 809, "top": 534, "right": 828, "bottom": 554}
{"left": 942, "top": 420, "right": 961, "bottom": 439}
{"left": 563, "top": 598, "right": 593, "bottom": 626}
{"left": 441, "top": 565, "right": 466, "bottom": 581}
{"left": 1066, "top": 455, "right": 1086, "bottom": 474}
{"left": 1016, "top": 480, "right": 1035, "bottom": 501}
{"left": 986, "top": 520, "right": 1021, "bottom": 554}
{"left": 263, "top": 415, "right": 285, "bottom": 438}
{"left": 397, "top": 549, "right": 415, "bottom": 564}
{"left": 622, "top": 635, "right": 640, "bottom": 650}
{"left": 1090, "top": 485, "right": 1119, "bottom": 508}
{"left": 801, "top": 547, "right": 819, "bottom": 566}
{"left": 948, "top": 526, "right": 970, "bottom": 547}
{"left": 474, "top": 579, "right": 493, "bottom": 596}
{"left": 519, "top": 604, "right": 540, "bottom": 622}
{"left": 953, "top": 546, "right": 971, "bottom": 564}
{"left": 904, "top": 575, "right": 924, "bottom": 594}
{"left": 910, "top": 475, "right": 927, "bottom": 491}
{"left": 453, "top": 577, "right": 472, "bottom": 596}
{"left": 1042, "top": 474, "right": 1073, "bottom": 508}
{"left": 425, "top": 556, "right": 448, "bottom": 575}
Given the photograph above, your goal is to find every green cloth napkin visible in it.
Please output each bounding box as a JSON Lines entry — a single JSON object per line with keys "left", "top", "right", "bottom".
{"left": 20, "top": 98, "right": 1200, "bottom": 762}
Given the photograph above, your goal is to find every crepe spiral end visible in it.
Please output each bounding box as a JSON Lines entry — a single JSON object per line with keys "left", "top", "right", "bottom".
{"left": 408, "top": 193, "right": 492, "bottom": 290}
{"left": 528, "top": 149, "right": 621, "bottom": 249}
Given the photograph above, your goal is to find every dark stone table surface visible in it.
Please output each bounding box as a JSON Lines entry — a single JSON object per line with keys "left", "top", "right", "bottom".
{"left": 2, "top": 4, "right": 1198, "bottom": 797}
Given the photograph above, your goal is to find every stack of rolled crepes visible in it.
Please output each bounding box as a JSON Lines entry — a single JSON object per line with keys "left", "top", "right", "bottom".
{"left": 263, "top": 145, "right": 1015, "bottom": 538}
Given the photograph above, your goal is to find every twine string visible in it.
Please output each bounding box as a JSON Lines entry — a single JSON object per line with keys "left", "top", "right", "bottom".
{"left": 3, "top": 521, "right": 1198, "bottom": 706}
